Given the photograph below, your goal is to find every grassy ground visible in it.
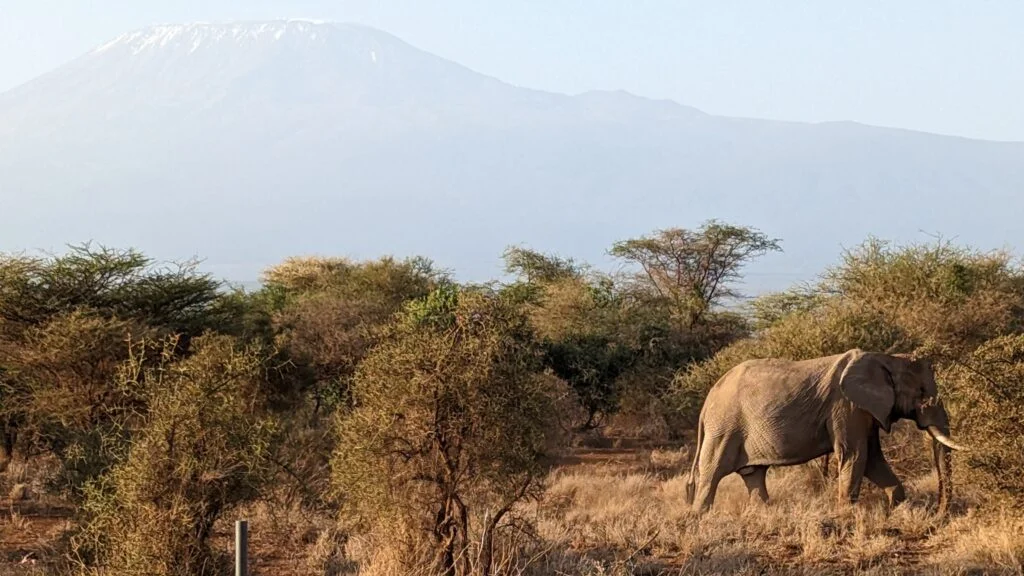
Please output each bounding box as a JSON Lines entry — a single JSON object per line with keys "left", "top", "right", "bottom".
{"left": 3, "top": 440, "right": 1022, "bottom": 575}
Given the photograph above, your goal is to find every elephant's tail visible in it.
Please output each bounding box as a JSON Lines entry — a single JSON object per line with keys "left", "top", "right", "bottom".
{"left": 684, "top": 416, "right": 704, "bottom": 505}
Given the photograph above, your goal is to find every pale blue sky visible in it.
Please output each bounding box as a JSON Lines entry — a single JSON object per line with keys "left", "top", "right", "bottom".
{"left": 2, "top": 0, "right": 1023, "bottom": 141}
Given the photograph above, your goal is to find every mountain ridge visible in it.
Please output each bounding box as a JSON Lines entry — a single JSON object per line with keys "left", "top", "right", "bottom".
{"left": 2, "top": 20, "right": 1023, "bottom": 294}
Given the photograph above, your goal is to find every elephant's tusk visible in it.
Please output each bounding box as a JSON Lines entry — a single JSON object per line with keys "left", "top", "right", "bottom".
{"left": 928, "top": 426, "right": 968, "bottom": 451}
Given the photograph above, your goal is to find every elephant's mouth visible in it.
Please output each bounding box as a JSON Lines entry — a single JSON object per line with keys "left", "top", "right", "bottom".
{"left": 914, "top": 397, "right": 968, "bottom": 452}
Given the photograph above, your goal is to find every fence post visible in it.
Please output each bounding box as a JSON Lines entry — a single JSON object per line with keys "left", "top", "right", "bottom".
{"left": 235, "top": 519, "right": 248, "bottom": 576}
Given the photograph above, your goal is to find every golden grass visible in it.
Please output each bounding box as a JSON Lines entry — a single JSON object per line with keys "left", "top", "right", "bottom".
{"left": 245, "top": 446, "right": 1022, "bottom": 575}
{"left": 3, "top": 447, "right": 1022, "bottom": 576}
{"left": 520, "top": 448, "right": 1022, "bottom": 575}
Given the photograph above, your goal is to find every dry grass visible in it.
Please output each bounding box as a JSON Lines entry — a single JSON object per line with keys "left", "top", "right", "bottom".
{"left": 3, "top": 446, "right": 1022, "bottom": 575}
{"left": 293, "top": 446, "right": 1019, "bottom": 575}
{"left": 0, "top": 457, "right": 76, "bottom": 576}
{"left": 2, "top": 510, "right": 30, "bottom": 532}
{"left": 519, "top": 448, "right": 1021, "bottom": 575}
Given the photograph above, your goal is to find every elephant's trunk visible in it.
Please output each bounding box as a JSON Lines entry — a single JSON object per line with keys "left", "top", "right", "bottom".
{"left": 932, "top": 437, "right": 953, "bottom": 515}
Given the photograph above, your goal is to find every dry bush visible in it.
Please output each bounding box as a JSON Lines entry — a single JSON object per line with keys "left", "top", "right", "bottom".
{"left": 261, "top": 256, "right": 354, "bottom": 293}
{"left": 332, "top": 287, "right": 567, "bottom": 576}
{"left": 272, "top": 292, "right": 379, "bottom": 408}
{"left": 2, "top": 312, "right": 156, "bottom": 495}
{"left": 939, "top": 335, "right": 1024, "bottom": 507}
{"left": 269, "top": 256, "right": 442, "bottom": 389}
{"left": 0, "top": 244, "right": 227, "bottom": 494}
{"left": 253, "top": 255, "right": 447, "bottom": 516}
{"left": 68, "top": 335, "right": 278, "bottom": 576}
{"left": 824, "top": 237, "right": 1024, "bottom": 354}
{"left": 524, "top": 277, "right": 604, "bottom": 341}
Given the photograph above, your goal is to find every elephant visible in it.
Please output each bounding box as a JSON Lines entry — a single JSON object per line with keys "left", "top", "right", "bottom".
{"left": 682, "top": 348, "right": 966, "bottom": 514}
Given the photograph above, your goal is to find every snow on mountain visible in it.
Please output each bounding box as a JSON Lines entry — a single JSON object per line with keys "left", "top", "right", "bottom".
{"left": 1, "top": 21, "right": 1023, "bottom": 291}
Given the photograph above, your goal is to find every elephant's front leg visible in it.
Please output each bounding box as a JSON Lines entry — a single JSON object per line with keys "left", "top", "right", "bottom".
{"left": 834, "top": 413, "right": 873, "bottom": 506}
{"left": 864, "top": 427, "right": 906, "bottom": 509}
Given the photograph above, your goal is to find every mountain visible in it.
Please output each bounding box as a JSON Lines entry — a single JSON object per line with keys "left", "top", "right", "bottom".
{"left": 2, "top": 20, "right": 1023, "bottom": 294}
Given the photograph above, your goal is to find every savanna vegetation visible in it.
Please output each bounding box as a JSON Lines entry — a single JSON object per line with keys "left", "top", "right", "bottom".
{"left": 1, "top": 222, "right": 1023, "bottom": 575}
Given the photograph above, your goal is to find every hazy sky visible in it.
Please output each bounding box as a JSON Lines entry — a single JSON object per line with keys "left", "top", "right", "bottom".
{"left": 2, "top": 0, "right": 1023, "bottom": 141}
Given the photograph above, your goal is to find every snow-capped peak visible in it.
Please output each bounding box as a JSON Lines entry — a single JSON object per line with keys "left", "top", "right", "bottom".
{"left": 90, "top": 20, "right": 352, "bottom": 56}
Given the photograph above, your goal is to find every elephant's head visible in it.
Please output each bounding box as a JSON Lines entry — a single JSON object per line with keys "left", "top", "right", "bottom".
{"left": 838, "top": 349, "right": 965, "bottom": 513}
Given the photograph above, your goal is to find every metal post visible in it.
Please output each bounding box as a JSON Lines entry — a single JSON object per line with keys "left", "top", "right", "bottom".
{"left": 235, "top": 519, "right": 248, "bottom": 576}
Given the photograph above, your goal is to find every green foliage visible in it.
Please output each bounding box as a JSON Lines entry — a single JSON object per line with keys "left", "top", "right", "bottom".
{"left": 332, "top": 287, "right": 564, "bottom": 574}
{"left": 746, "top": 286, "right": 824, "bottom": 331}
{"left": 518, "top": 276, "right": 634, "bottom": 428}
{"left": 71, "top": 335, "right": 278, "bottom": 576}
{"left": 0, "top": 243, "right": 224, "bottom": 335}
{"left": 515, "top": 243, "right": 756, "bottom": 432}
{"left": 542, "top": 333, "right": 633, "bottom": 428}
{"left": 403, "top": 281, "right": 460, "bottom": 329}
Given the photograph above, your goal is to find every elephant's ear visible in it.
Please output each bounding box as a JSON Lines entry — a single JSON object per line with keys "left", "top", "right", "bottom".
{"left": 838, "top": 350, "right": 897, "bottom": 432}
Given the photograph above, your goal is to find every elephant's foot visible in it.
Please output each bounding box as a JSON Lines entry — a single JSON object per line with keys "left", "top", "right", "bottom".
{"left": 746, "top": 493, "right": 769, "bottom": 510}
{"left": 835, "top": 482, "right": 863, "bottom": 509}
{"left": 885, "top": 484, "right": 906, "bottom": 509}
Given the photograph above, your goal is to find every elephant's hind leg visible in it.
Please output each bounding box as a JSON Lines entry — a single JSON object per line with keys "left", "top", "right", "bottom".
{"left": 692, "top": 433, "right": 739, "bottom": 513}
{"left": 738, "top": 465, "right": 769, "bottom": 503}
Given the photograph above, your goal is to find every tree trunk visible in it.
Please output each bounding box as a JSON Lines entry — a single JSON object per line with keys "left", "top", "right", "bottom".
{"left": 1, "top": 419, "right": 16, "bottom": 465}
{"left": 433, "top": 496, "right": 460, "bottom": 576}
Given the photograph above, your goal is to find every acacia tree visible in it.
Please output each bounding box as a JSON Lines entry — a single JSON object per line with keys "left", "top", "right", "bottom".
{"left": 332, "top": 285, "right": 563, "bottom": 576}
{"left": 609, "top": 220, "right": 781, "bottom": 328}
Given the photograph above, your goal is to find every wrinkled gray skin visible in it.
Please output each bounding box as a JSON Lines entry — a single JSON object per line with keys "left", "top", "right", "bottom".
{"left": 683, "top": 349, "right": 965, "bottom": 514}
